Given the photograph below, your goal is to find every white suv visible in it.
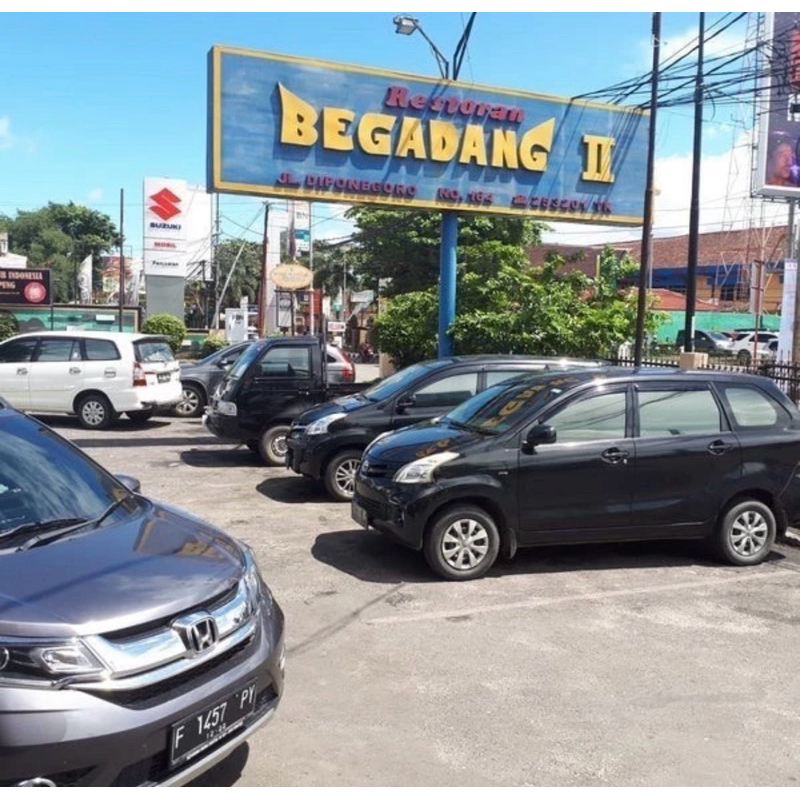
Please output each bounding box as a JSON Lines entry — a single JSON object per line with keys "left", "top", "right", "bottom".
{"left": 0, "top": 332, "right": 181, "bottom": 428}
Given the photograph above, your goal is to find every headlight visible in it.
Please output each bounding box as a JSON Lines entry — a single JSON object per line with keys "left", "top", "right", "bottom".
{"left": 393, "top": 451, "right": 459, "bottom": 484}
{"left": 306, "top": 412, "right": 347, "bottom": 436}
{"left": 242, "top": 546, "right": 273, "bottom": 614}
{"left": 0, "top": 637, "right": 105, "bottom": 684}
{"left": 217, "top": 400, "right": 237, "bottom": 416}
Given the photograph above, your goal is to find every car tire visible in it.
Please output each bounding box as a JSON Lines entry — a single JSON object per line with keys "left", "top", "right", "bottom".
{"left": 77, "top": 394, "right": 114, "bottom": 430}
{"left": 258, "top": 424, "right": 291, "bottom": 467}
{"left": 323, "top": 449, "right": 363, "bottom": 502}
{"left": 126, "top": 410, "right": 154, "bottom": 424}
{"left": 424, "top": 504, "right": 500, "bottom": 581}
{"left": 714, "top": 498, "right": 776, "bottom": 566}
{"left": 175, "top": 384, "right": 205, "bottom": 418}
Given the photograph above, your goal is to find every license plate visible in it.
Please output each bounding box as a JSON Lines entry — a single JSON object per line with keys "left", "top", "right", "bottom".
{"left": 157, "top": 373, "right": 171, "bottom": 383}
{"left": 352, "top": 500, "right": 368, "bottom": 528}
{"left": 170, "top": 683, "right": 257, "bottom": 766}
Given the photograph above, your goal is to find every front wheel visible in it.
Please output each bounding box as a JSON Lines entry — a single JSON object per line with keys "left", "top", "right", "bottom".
{"left": 258, "top": 424, "right": 291, "bottom": 467}
{"left": 424, "top": 505, "right": 500, "bottom": 581}
{"left": 77, "top": 394, "right": 114, "bottom": 430}
{"left": 714, "top": 499, "right": 775, "bottom": 566}
{"left": 323, "top": 449, "right": 362, "bottom": 502}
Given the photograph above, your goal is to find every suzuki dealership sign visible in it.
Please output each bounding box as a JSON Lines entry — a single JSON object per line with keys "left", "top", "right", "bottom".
{"left": 144, "top": 177, "right": 188, "bottom": 277}
{"left": 208, "top": 47, "right": 647, "bottom": 224}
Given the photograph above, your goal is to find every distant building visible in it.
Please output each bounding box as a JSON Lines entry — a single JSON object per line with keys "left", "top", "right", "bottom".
{"left": 0, "top": 232, "right": 28, "bottom": 270}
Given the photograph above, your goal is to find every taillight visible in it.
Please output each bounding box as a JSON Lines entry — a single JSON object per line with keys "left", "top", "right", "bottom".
{"left": 133, "top": 362, "right": 146, "bottom": 387}
{"left": 343, "top": 361, "right": 354, "bottom": 381}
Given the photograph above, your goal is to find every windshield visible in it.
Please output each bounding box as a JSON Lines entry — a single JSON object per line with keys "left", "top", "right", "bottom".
{"left": 707, "top": 331, "right": 728, "bottom": 342}
{"left": 362, "top": 362, "right": 436, "bottom": 402}
{"left": 0, "top": 413, "right": 126, "bottom": 543}
{"left": 226, "top": 341, "right": 262, "bottom": 381}
{"left": 134, "top": 339, "right": 175, "bottom": 364}
{"left": 444, "top": 373, "right": 586, "bottom": 435}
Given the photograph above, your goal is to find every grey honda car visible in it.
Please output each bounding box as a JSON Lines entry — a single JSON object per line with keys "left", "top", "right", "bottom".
{"left": 0, "top": 399, "right": 284, "bottom": 786}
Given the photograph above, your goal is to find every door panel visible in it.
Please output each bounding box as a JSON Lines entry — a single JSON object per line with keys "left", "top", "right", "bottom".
{"left": 28, "top": 338, "right": 82, "bottom": 411}
{"left": 631, "top": 384, "right": 740, "bottom": 531}
{"left": 517, "top": 388, "right": 633, "bottom": 542}
{"left": 391, "top": 371, "right": 479, "bottom": 429}
{"left": 0, "top": 338, "right": 38, "bottom": 409}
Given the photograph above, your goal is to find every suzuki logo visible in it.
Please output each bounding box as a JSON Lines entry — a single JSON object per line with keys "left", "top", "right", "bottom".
{"left": 149, "top": 188, "right": 181, "bottom": 221}
{"left": 174, "top": 613, "right": 219, "bottom": 655}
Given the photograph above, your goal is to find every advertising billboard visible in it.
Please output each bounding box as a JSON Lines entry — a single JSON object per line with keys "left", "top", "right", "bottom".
{"left": 208, "top": 47, "right": 648, "bottom": 225}
{"left": 0, "top": 268, "right": 50, "bottom": 305}
{"left": 755, "top": 12, "right": 800, "bottom": 199}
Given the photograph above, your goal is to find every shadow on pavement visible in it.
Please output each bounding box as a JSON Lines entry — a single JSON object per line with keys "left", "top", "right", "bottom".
{"left": 256, "top": 475, "right": 332, "bottom": 504}
{"left": 312, "top": 529, "right": 788, "bottom": 584}
{"left": 34, "top": 414, "right": 173, "bottom": 433}
{"left": 186, "top": 743, "right": 249, "bottom": 787}
{"left": 180, "top": 448, "right": 262, "bottom": 468}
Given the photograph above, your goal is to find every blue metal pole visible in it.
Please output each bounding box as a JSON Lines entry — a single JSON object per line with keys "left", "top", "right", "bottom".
{"left": 439, "top": 211, "right": 458, "bottom": 357}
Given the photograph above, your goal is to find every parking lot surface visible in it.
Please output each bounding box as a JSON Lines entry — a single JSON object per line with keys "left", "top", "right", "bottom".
{"left": 47, "top": 410, "right": 800, "bottom": 786}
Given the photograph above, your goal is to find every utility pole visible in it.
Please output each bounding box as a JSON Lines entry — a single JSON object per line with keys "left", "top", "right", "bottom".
{"left": 119, "top": 188, "right": 125, "bottom": 332}
{"left": 682, "top": 12, "right": 705, "bottom": 357}
{"left": 210, "top": 195, "right": 220, "bottom": 330}
{"left": 308, "top": 202, "right": 315, "bottom": 337}
{"left": 634, "top": 12, "right": 661, "bottom": 366}
{"left": 259, "top": 203, "right": 270, "bottom": 338}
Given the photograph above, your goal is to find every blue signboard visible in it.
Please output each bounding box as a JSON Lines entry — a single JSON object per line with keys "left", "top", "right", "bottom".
{"left": 209, "top": 46, "right": 648, "bottom": 225}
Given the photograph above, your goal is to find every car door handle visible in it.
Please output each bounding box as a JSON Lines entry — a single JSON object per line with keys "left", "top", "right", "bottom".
{"left": 708, "top": 440, "right": 733, "bottom": 456}
{"left": 16, "top": 367, "right": 28, "bottom": 376}
{"left": 601, "top": 447, "right": 629, "bottom": 465}
{"left": 69, "top": 367, "right": 81, "bottom": 375}
{"left": 104, "top": 369, "right": 116, "bottom": 377}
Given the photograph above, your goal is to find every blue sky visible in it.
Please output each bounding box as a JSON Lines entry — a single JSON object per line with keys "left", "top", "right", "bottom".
{"left": 1, "top": 12, "right": 765, "bottom": 254}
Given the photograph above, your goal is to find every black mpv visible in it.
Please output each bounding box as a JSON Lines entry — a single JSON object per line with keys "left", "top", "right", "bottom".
{"left": 352, "top": 368, "right": 800, "bottom": 580}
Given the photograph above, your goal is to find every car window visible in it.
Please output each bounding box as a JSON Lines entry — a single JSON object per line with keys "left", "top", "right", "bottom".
{"left": 84, "top": 338, "right": 121, "bottom": 361}
{"left": 257, "top": 346, "right": 310, "bottom": 378}
{"left": 35, "top": 339, "right": 81, "bottom": 363}
{"left": 638, "top": 388, "right": 722, "bottom": 437}
{"left": 413, "top": 372, "right": 479, "bottom": 408}
{"left": 134, "top": 339, "right": 175, "bottom": 363}
{"left": 485, "top": 369, "right": 545, "bottom": 389}
{"left": 326, "top": 353, "right": 337, "bottom": 364}
{"left": 0, "top": 338, "right": 38, "bottom": 363}
{"left": 543, "top": 390, "right": 627, "bottom": 444}
{"left": 362, "top": 362, "right": 435, "bottom": 401}
{"left": 722, "top": 386, "right": 789, "bottom": 429}
{"left": 756, "top": 333, "right": 776, "bottom": 343}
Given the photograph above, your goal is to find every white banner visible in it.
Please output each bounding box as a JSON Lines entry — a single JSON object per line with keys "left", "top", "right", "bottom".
{"left": 78, "top": 254, "right": 92, "bottom": 304}
{"left": 144, "top": 250, "right": 187, "bottom": 278}
{"left": 778, "top": 259, "right": 797, "bottom": 360}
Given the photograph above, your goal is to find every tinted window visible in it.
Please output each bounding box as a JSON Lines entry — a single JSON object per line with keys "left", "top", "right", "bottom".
{"left": 544, "top": 391, "right": 627, "bottom": 443}
{"left": 413, "top": 372, "right": 479, "bottom": 408}
{"left": 484, "top": 369, "right": 544, "bottom": 389}
{"left": 723, "top": 386, "right": 788, "bottom": 429}
{"left": 84, "top": 339, "right": 121, "bottom": 361}
{"left": 35, "top": 339, "right": 80, "bottom": 363}
{"left": 363, "top": 362, "right": 435, "bottom": 402}
{"left": 134, "top": 339, "right": 175, "bottom": 363}
{"left": 638, "top": 389, "right": 722, "bottom": 437}
{"left": 0, "top": 339, "right": 38, "bottom": 363}
{"left": 258, "top": 346, "right": 310, "bottom": 378}
{"left": 227, "top": 342, "right": 261, "bottom": 381}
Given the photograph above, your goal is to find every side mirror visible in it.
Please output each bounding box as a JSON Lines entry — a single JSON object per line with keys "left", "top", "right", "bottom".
{"left": 523, "top": 424, "right": 556, "bottom": 452}
{"left": 396, "top": 394, "right": 416, "bottom": 413}
{"left": 115, "top": 474, "right": 141, "bottom": 493}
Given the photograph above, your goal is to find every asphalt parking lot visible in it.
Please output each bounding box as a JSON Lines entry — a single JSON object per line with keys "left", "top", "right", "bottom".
{"left": 44, "top": 407, "right": 800, "bottom": 787}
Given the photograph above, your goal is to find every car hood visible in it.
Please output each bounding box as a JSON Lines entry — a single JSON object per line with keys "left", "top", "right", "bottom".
{"left": 295, "top": 394, "right": 372, "bottom": 424}
{"left": 365, "top": 419, "right": 484, "bottom": 468}
{"left": 0, "top": 499, "right": 245, "bottom": 638}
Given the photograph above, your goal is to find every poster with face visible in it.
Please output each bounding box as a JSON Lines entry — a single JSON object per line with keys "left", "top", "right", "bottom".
{"left": 757, "top": 13, "right": 800, "bottom": 198}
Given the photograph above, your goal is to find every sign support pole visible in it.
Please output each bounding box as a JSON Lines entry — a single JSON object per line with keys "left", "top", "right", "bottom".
{"left": 439, "top": 211, "right": 457, "bottom": 357}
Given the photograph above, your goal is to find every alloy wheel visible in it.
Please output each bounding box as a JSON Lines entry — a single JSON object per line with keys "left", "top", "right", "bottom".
{"left": 334, "top": 458, "right": 360, "bottom": 498}
{"left": 176, "top": 387, "right": 201, "bottom": 417}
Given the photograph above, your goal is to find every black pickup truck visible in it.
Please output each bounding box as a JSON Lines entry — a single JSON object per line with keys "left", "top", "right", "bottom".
{"left": 204, "top": 336, "right": 370, "bottom": 465}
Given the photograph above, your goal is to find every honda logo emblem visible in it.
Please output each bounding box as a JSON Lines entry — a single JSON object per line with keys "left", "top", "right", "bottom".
{"left": 149, "top": 188, "right": 181, "bottom": 221}
{"left": 173, "top": 613, "right": 219, "bottom": 655}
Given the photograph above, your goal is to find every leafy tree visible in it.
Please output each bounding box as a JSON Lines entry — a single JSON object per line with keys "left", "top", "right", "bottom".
{"left": 141, "top": 313, "right": 187, "bottom": 354}
{"left": 0, "top": 312, "right": 17, "bottom": 343}
{"left": 216, "top": 239, "right": 263, "bottom": 309}
{"left": 2, "top": 203, "right": 118, "bottom": 303}
{"left": 345, "top": 207, "right": 544, "bottom": 296}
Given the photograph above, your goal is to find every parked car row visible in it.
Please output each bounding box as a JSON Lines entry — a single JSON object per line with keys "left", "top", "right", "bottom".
{"left": 675, "top": 328, "right": 780, "bottom": 364}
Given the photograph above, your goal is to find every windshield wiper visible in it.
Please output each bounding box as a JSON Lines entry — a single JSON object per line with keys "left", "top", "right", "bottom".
{"left": 0, "top": 517, "right": 89, "bottom": 545}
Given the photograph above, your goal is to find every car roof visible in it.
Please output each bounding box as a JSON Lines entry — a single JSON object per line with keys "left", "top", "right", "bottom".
{"left": 414, "top": 354, "right": 608, "bottom": 370}
{"left": 3, "top": 331, "right": 167, "bottom": 342}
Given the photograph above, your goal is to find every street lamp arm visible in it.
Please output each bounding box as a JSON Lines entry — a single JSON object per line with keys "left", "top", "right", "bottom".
{"left": 413, "top": 25, "right": 449, "bottom": 80}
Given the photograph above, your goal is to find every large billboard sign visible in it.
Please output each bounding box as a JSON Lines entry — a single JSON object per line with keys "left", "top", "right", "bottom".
{"left": 756, "top": 12, "right": 800, "bottom": 199}
{"left": 208, "top": 47, "right": 648, "bottom": 225}
{"left": 0, "top": 268, "right": 50, "bottom": 306}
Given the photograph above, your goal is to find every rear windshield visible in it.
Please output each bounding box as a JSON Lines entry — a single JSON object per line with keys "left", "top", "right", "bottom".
{"left": 362, "top": 362, "right": 436, "bottom": 402}
{"left": 134, "top": 339, "right": 175, "bottom": 364}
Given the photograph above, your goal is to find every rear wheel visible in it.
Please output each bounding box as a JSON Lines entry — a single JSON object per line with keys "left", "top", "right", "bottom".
{"left": 714, "top": 498, "right": 775, "bottom": 566}
{"left": 77, "top": 394, "right": 113, "bottom": 430}
{"left": 258, "top": 424, "right": 291, "bottom": 467}
{"left": 175, "top": 384, "right": 205, "bottom": 418}
{"left": 424, "top": 505, "right": 500, "bottom": 581}
{"left": 323, "top": 449, "right": 363, "bottom": 502}
{"left": 126, "top": 409, "right": 154, "bottom": 424}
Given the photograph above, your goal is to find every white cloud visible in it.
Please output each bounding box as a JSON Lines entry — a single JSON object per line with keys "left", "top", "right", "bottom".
{"left": 88, "top": 188, "right": 104, "bottom": 202}
{"left": 0, "top": 117, "right": 14, "bottom": 150}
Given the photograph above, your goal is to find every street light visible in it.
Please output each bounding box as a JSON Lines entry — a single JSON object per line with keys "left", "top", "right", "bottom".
{"left": 393, "top": 15, "right": 417, "bottom": 35}
{"left": 393, "top": 14, "right": 449, "bottom": 80}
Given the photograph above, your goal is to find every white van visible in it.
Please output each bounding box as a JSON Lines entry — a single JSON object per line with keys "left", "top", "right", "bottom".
{"left": 0, "top": 332, "right": 181, "bottom": 428}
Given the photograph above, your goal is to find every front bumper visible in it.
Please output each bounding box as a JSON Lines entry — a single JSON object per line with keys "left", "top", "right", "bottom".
{"left": 204, "top": 410, "right": 245, "bottom": 442}
{"left": 286, "top": 430, "right": 325, "bottom": 479}
{"left": 0, "top": 599, "right": 284, "bottom": 787}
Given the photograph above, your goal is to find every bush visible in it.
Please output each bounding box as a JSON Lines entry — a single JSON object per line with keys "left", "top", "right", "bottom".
{"left": 141, "top": 313, "right": 187, "bottom": 354}
{"left": 0, "top": 313, "right": 18, "bottom": 343}
{"left": 200, "top": 334, "right": 227, "bottom": 359}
